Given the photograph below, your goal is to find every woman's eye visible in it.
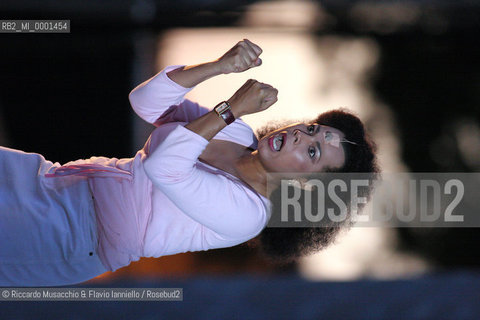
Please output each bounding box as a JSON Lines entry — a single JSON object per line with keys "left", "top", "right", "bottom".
{"left": 308, "top": 146, "right": 316, "bottom": 158}
{"left": 307, "top": 125, "right": 315, "bottom": 133}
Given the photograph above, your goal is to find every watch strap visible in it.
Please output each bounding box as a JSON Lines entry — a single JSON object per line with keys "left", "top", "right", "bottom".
{"left": 214, "top": 101, "right": 235, "bottom": 125}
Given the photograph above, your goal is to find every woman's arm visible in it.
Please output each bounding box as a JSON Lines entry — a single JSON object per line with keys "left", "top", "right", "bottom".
{"left": 144, "top": 124, "right": 269, "bottom": 239}
{"left": 129, "top": 39, "right": 265, "bottom": 125}
{"left": 143, "top": 40, "right": 277, "bottom": 238}
{"left": 180, "top": 39, "right": 278, "bottom": 141}
{"left": 184, "top": 79, "right": 278, "bottom": 141}
{"left": 128, "top": 65, "right": 194, "bottom": 124}
{"left": 166, "top": 38, "right": 263, "bottom": 88}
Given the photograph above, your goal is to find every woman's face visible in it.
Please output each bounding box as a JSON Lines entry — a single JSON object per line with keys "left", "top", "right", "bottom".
{"left": 257, "top": 122, "right": 346, "bottom": 175}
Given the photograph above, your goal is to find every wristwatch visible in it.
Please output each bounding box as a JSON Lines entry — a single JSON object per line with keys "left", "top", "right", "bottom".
{"left": 214, "top": 101, "right": 235, "bottom": 125}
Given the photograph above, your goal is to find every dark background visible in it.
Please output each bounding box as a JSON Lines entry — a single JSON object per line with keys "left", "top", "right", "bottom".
{"left": 1, "top": 0, "right": 479, "bottom": 318}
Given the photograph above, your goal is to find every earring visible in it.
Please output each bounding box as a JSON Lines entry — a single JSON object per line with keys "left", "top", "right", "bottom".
{"left": 340, "top": 138, "right": 358, "bottom": 146}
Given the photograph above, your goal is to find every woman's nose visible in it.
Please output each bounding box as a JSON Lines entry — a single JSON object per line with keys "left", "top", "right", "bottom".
{"left": 294, "top": 128, "right": 317, "bottom": 145}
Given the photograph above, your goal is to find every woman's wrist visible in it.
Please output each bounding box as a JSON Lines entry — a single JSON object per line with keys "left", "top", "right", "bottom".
{"left": 226, "top": 98, "right": 244, "bottom": 118}
{"left": 185, "top": 109, "right": 228, "bottom": 141}
{"left": 210, "top": 60, "right": 227, "bottom": 75}
{"left": 167, "top": 61, "right": 224, "bottom": 88}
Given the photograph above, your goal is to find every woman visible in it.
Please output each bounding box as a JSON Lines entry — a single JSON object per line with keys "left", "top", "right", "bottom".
{"left": 0, "top": 39, "right": 378, "bottom": 286}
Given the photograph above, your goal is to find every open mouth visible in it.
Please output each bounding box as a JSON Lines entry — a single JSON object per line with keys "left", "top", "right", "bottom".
{"left": 269, "top": 132, "right": 287, "bottom": 152}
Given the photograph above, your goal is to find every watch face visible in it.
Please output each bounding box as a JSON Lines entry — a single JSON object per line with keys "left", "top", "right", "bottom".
{"left": 215, "top": 102, "right": 230, "bottom": 114}
{"left": 215, "top": 101, "right": 235, "bottom": 124}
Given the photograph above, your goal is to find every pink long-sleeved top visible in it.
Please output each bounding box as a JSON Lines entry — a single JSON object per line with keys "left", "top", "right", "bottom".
{"left": 52, "top": 66, "right": 271, "bottom": 271}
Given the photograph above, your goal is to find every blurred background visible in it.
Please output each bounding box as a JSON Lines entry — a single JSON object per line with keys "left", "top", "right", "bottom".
{"left": 1, "top": 0, "right": 480, "bottom": 318}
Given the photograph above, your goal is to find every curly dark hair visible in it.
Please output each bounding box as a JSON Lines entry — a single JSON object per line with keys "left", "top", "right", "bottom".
{"left": 247, "top": 108, "right": 380, "bottom": 265}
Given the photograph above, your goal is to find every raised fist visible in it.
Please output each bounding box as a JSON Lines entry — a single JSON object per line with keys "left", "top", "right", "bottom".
{"left": 216, "top": 39, "right": 263, "bottom": 74}
{"left": 228, "top": 79, "right": 278, "bottom": 117}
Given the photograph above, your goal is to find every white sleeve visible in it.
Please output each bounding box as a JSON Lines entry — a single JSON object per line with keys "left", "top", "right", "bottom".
{"left": 129, "top": 65, "right": 196, "bottom": 124}
{"left": 143, "top": 124, "right": 268, "bottom": 239}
